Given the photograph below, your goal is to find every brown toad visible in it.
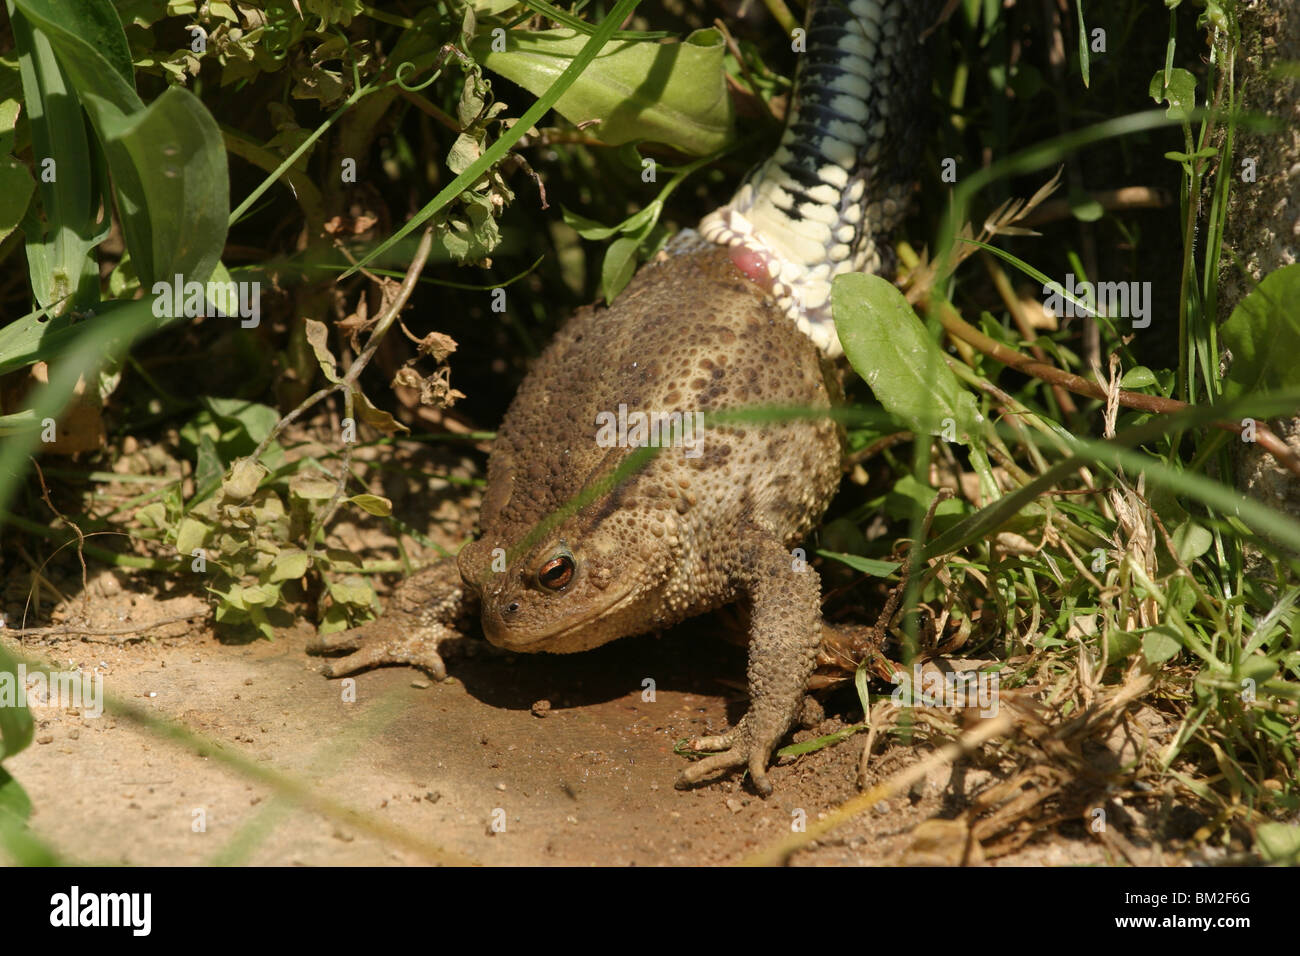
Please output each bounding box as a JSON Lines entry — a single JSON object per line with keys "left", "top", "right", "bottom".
{"left": 311, "top": 237, "right": 845, "bottom": 794}
{"left": 312, "top": 0, "right": 934, "bottom": 792}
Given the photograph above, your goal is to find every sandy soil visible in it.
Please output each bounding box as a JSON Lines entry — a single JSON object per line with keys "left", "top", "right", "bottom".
{"left": 4, "top": 584, "right": 1138, "bottom": 867}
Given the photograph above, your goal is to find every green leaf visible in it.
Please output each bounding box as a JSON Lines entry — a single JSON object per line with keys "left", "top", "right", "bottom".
{"left": 348, "top": 0, "right": 646, "bottom": 276}
{"left": 1256, "top": 823, "right": 1300, "bottom": 864}
{"left": 0, "top": 157, "right": 34, "bottom": 246}
{"left": 303, "top": 319, "right": 342, "bottom": 384}
{"left": 11, "top": 0, "right": 135, "bottom": 95}
{"left": 600, "top": 235, "right": 639, "bottom": 304}
{"left": 195, "top": 432, "right": 223, "bottom": 493}
{"left": 853, "top": 662, "right": 871, "bottom": 716}
{"left": 1148, "top": 66, "right": 1196, "bottom": 123}
{"left": 0, "top": 768, "right": 32, "bottom": 822}
{"left": 472, "top": 27, "right": 733, "bottom": 155}
{"left": 0, "top": 644, "right": 34, "bottom": 760}
{"left": 817, "top": 549, "right": 900, "bottom": 577}
{"left": 1172, "top": 521, "right": 1212, "bottom": 563}
{"left": 80, "top": 86, "right": 229, "bottom": 290}
{"left": 202, "top": 398, "right": 280, "bottom": 446}
{"left": 1106, "top": 630, "right": 1141, "bottom": 664}
{"left": 1236, "top": 655, "right": 1276, "bottom": 686}
{"left": 328, "top": 576, "right": 377, "bottom": 608}
{"left": 562, "top": 199, "right": 661, "bottom": 241}
{"left": 241, "top": 585, "right": 272, "bottom": 606}
{"left": 174, "top": 516, "right": 209, "bottom": 555}
{"left": 8, "top": 5, "right": 104, "bottom": 312}
{"left": 289, "top": 473, "right": 337, "bottom": 501}
{"left": 0, "top": 73, "right": 21, "bottom": 154}
{"left": 1220, "top": 264, "right": 1300, "bottom": 397}
{"left": 1075, "top": 0, "right": 1090, "bottom": 89}
{"left": 348, "top": 493, "right": 392, "bottom": 517}
{"left": 1120, "top": 366, "right": 1157, "bottom": 389}
{"left": 833, "top": 273, "right": 982, "bottom": 445}
{"left": 270, "top": 548, "right": 311, "bottom": 583}
{"left": 1142, "top": 627, "right": 1183, "bottom": 664}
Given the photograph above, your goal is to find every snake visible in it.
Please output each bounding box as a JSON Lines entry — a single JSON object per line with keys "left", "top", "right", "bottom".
{"left": 692, "top": 0, "right": 937, "bottom": 356}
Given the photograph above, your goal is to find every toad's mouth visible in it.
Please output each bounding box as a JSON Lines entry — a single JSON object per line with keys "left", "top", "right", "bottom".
{"left": 483, "top": 584, "right": 641, "bottom": 651}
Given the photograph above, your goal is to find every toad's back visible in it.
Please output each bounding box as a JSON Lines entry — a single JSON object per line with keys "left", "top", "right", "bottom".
{"left": 485, "top": 242, "right": 843, "bottom": 583}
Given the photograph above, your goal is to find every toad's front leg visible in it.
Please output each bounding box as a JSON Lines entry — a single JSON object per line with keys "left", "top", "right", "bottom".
{"left": 676, "top": 528, "right": 822, "bottom": 796}
{"left": 307, "top": 556, "right": 477, "bottom": 680}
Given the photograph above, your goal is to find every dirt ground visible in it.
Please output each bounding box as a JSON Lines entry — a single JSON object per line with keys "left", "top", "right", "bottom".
{"left": 5, "top": 576, "right": 1148, "bottom": 867}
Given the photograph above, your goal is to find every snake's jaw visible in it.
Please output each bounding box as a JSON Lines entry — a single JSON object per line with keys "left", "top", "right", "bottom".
{"left": 698, "top": 0, "right": 936, "bottom": 357}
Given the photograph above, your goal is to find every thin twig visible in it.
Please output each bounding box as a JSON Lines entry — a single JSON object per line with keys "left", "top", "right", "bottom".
{"left": 2, "top": 611, "right": 207, "bottom": 643}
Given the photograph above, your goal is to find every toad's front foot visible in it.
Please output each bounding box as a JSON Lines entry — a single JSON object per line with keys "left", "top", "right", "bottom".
{"left": 308, "top": 616, "right": 455, "bottom": 679}
{"left": 675, "top": 714, "right": 784, "bottom": 796}
{"left": 306, "top": 556, "right": 474, "bottom": 680}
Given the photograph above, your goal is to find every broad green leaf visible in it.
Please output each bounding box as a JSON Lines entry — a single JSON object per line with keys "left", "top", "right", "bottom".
{"left": 1172, "top": 521, "right": 1212, "bottom": 563}
{"left": 289, "top": 473, "right": 337, "bottom": 501}
{"left": 1220, "top": 264, "right": 1300, "bottom": 397}
{"left": 328, "top": 576, "right": 377, "bottom": 608}
{"left": 1148, "top": 67, "right": 1196, "bottom": 122}
{"left": 1142, "top": 628, "right": 1183, "bottom": 664}
{"left": 202, "top": 398, "right": 280, "bottom": 446}
{"left": 81, "top": 86, "right": 228, "bottom": 290}
{"left": 11, "top": 0, "right": 135, "bottom": 96}
{"left": 270, "top": 548, "right": 311, "bottom": 583}
{"left": 833, "top": 273, "right": 982, "bottom": 445}
{"left": 241, "top": 585, "right": 272, "bottom": 606}
{"left": 472, "top": 28, "right": 733, "bottom": 155}
{"left": 600, "top": 235, "right": 639, "bottom": 303}
{"left": 174, "top": 516, "right": 210, "bottom": 555}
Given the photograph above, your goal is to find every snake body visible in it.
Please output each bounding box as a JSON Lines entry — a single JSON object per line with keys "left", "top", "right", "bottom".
{"left": 697, "top": 0, "right": 936, "bottom": 356}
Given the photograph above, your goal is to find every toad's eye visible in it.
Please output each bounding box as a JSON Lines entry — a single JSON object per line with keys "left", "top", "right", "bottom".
{"left": 538, "top": 554, "right": 575, "bottom": 591}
